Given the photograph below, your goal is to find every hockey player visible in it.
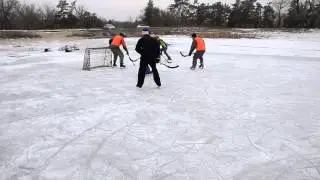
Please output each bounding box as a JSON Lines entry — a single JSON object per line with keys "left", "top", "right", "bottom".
{"left": 109, "top": 32, "right": 129, "bottom": 68}
{"left": 155, "top": 36, "right": 172, "bottom": 60}
{"left": 188, "top": 33, "right": 206, "bottom": 70}
{"left": 135, "top": 28, "right": 161, "bottom": 88}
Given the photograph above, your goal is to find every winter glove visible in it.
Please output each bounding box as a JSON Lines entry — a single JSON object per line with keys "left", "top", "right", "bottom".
{"left": 155, "top": 57, "right": 160, "bottom": 63}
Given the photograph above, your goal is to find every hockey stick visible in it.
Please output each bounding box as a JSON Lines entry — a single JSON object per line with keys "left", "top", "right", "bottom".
{"left": 159, "top": 62, "right": 179, "bottom": 69}
{"left": 161, "top": 54, "right": 172, "bottom": 64}
{"left": 128, "top": 55, "right": 139, "bottom": 62}
{"left": 180, "top": 51, "right": 191, "bottom": 57}
{"left": 127, "top": 54, "right": 139, "bottom": 66}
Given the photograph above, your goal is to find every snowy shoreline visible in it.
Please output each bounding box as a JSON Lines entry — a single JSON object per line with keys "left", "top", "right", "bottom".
{"left": 1, "top": 28, "right": 320, "bottom": 44}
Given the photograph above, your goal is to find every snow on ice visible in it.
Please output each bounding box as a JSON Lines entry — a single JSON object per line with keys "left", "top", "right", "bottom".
{"left": 0, "top": 31, "right": 320, "bottom": 179}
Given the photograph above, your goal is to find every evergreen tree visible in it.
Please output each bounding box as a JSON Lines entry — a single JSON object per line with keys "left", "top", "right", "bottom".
{"left": 228, "top": 0, "right": 257, "bottom": 28}
{"left": 143, "top": 0, "right": 154, "bottom": 26}
{"left": 273, "top": 0, "right": 289, "bottom": 28}
{"left": 254, "top": 2, "right": 263, "bottom": 27}
{"left": 55, "top": 0, "right": 77, "bottom": 28}
{"left": 263, "top": 3, "right": 276, "bottom": 28}
{"left": 228, "top": 0, "right": 241, "bottom": 27}
{"left": 195, "top": 3, "right": 207, "bottom": 25}
{"left": 209, "top": 2, "right": 231, "bottom": 27}
{"left": 169, "top": 0, "right": 192, "bottom": 26}
{"left": 284, "top": 0, "right": 307, "bottom": 27}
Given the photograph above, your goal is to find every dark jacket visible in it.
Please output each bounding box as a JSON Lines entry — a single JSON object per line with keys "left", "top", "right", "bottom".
{"left": 135, "top": 35, "right": 160, "bottom": 62}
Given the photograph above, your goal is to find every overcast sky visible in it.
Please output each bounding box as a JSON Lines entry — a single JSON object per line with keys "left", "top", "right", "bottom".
{"left": 25, "top": 0, "right": 247, "bottom": 21}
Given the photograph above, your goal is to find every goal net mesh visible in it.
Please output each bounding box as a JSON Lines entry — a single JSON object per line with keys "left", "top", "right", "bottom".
{"left": 82, "top": 47, "right": 113, "bottom": 71}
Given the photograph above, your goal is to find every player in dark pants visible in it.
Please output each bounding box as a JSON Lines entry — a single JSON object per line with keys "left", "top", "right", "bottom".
{"left": 189, "top": 33, "right": 206, "bottom": 70}
{"left": 192, "top": 51, "right": 205, "bottom": 68}
{"left": 109, "top": 32, "right": 129, "bottom": 68}
{"left": 155, "top": 36, "right": 172, "bottom": 60}
{"left": 135, "top": 28, "right": 161, "bottom": 88}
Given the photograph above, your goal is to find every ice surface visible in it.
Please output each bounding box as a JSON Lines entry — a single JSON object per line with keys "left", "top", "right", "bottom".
{"left": 0, "top": 31, "right": 320, "bottom": 180}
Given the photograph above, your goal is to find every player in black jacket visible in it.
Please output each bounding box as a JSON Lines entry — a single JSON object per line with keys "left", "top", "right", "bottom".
{"left": 135, "top": 29, "right": 161, "bottom": 88}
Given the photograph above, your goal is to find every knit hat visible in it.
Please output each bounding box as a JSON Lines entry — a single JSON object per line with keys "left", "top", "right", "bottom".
{"left": 142, "top": 28, "right": 150, "bottom": 35}
{"left": 119, "top": 32, "right": 126, "bottom": 37}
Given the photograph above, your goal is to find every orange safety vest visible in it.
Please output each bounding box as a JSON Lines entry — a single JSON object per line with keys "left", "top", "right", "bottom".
{"left": 111, "top": 35, "right": 127, "bottom": 48}
{"left": 195, "top": 37, "right": 206, "bottom": 51}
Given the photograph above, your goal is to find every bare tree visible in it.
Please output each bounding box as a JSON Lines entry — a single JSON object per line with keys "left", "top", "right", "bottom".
{"left": 0, "top": 0, "right": 20, "bottom": 29}
{"left": 16, "top": 4, "right": 44, "bottom": 29}
{"left": 40, "top": 5, "right": 57, "bottom": 29}
{"left": 273, "top": 0, "right": 290, "bottom": 27}
{"left": 75, "top": 5, "right": 90, "bottom": 27}
{"left": 75, "top": 5, "right": 87, "bottom": 19}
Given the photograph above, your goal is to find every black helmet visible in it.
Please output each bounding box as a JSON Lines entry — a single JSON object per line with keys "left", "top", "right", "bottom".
{"left": 191, "top": 33, "right": 197, "bottom": 38}
{"left": 119, "top": 32, "right": 126, "bottom": 37}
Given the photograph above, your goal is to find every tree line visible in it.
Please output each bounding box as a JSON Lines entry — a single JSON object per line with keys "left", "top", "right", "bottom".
{"left": 1, "top": 0, "right": 319, "bottom": 30}
{"left": 0, "top": 0, "right": 107, "bottom": 29}
{"left": 142, "top": 0, "right": 320, "bottom": 28}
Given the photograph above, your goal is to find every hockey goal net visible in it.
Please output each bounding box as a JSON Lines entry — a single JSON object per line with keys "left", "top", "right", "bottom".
{"left": 82, "top": 47, "right": 113, "bottom": 71}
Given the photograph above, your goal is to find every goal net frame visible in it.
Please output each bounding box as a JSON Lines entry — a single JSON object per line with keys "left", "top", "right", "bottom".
{"left": 82, "top": 47, "right": 113, "bottom": 71}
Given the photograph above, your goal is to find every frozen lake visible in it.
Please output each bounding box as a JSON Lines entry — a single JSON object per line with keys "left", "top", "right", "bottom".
{"left": 0, "top": 32, "right": 320, "bottom": 179}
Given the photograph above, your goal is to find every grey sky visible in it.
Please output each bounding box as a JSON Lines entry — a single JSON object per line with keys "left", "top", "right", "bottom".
{"left": 26, "top": 0, "right": 242, "bottom": 21}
